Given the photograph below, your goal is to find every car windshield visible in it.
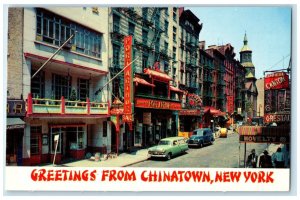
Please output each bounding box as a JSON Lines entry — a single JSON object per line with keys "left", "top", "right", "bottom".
{"left": 190, "top": 136, "right": 201, "bottom": 139}
{"left": 158, "top": 140, "right": 170, "bottom": 145}
{"left": 193, "top": 130, "right": 204, "bottom": 136}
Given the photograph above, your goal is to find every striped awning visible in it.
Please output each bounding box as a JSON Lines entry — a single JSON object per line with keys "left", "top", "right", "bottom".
{"left": 7, "top": 118, "right": 25, "bottom": 129}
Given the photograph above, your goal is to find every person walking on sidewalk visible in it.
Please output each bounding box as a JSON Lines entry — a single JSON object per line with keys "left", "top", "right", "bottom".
{"left": 259, "top": 150, "right": 273, "bottom": 168}
{"left": 272, "top": 147, "right": 285, "bottom": 168}
{"left": 247, "top": 149, "right": 258, "bottom": 168}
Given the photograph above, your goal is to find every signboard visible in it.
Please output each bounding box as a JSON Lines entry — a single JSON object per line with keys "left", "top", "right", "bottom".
{"left": 264, "top": 113, "right": 290, "bottom": 123}
{"left": 179, "top": 109, "right": 201, "bottom": 116}
{"left": 264, "top": 72, "right": 289, "bottom": 90}
{"left": 123, "top": 35, "right": 134, "bottom": 122}
{"left": 227, "top": 96, "right": 234, "bottom": 114}
{"left": 239, "top": 135, "right": 289, "bottom": 144}
{"left": 135, "top": 98, "right": 182, "bottom": 110}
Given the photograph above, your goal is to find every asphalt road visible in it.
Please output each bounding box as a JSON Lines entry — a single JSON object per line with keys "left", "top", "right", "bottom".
{"left": 129, "top": 132, "right": 268, "bottom": 168}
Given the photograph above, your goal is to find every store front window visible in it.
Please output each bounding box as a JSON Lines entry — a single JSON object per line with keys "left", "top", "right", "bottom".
{"left": 50, "top": 126, "right": 85, "bottom": 154}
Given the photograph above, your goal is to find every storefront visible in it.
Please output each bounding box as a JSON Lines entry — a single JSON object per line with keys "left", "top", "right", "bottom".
{"left": 134, "top": 97, "right": 181, "bottom": 147}
{"left": 6, "top": 118, "right": 25, "bottom": 166}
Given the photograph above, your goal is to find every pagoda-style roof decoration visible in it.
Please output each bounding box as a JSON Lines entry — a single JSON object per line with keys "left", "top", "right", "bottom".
{"left": 240, "top": 32, "right": 252, "bottom": 52}
{"left": 134, "top": 77, "right": 155, "bottom": 87}
{"left": 143, "top": 68, "right": 173, "bottom": 82}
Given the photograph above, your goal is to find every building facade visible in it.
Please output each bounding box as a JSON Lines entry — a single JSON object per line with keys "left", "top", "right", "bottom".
{"left": 178, "top": 8, "right": 203, "bottom": 133}
{"left": 108, "top": 7, "right": 182, "bottom": 151}
{"left": 7, "top": 7, "right": 111, "bottom": 165}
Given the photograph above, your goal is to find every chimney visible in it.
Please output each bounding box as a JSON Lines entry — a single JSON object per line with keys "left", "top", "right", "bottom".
{"left": 199, "top": 41, "right": 206, "bottom": 50}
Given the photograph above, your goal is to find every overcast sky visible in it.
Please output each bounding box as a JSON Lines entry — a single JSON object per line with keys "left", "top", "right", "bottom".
{"left": 187, "top": 6, "right": 292, "bottom": 79}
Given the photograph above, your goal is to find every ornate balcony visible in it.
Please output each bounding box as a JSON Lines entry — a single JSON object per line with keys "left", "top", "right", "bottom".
{"left": 26, "top": 93, "right": 109, "bottom": 117}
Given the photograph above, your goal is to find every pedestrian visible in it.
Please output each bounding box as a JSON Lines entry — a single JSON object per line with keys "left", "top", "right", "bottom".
{"left": 259, "top": 150, "right": 273, "bottom": 168}
{"left": 272, "top": 147, "right": 285, "bottom": 168}
{"left": 246, "top": 149, "right": 258, "bottom": 168}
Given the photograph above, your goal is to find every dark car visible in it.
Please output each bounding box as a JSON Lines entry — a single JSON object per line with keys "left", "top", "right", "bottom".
{"left": 187, "top": 128, "right": 215, "bottom": 148}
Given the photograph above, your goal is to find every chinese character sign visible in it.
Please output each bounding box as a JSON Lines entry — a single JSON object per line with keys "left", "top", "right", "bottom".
{"left": 123, "top": 36, "right": 134, "bottom": 122}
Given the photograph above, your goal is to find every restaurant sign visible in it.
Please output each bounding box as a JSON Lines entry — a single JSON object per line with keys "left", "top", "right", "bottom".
{"left": 264, "top": 72, "right": 289, "bottom": 90}
{"left": 123, "top": 35, "right": 134, "bottom": 122}
{"left": 135, "top": 98, "right": 181, "bottom": 110}
{"left": 264, "top": 113, "right": 290, "bottom": 123}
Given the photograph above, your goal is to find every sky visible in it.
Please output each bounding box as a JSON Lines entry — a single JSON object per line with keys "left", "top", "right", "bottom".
{"left": 187, "top": 6, "right": 292, "bottom": 79}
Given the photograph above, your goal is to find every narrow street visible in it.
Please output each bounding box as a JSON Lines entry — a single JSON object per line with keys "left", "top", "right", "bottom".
{"left": 129, "top": 132, "right": 268, "bottom": 168}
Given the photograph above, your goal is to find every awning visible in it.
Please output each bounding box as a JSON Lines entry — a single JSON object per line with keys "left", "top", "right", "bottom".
{"left": 170, "top": 86, "right": 184, "bottom": 93}
{"left": 134, "top": 77, "right": 155, "bottom": 87}
{"left": 7, "top": 118, "right": 25, "bottom": 129}
{"left": 143, "top": 68, "right": 173, "bottom": 81}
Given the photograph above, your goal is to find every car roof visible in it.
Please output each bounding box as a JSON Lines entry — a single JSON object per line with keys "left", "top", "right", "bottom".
{"left": 193, "top": 128, "right": 211, "bottom": 131}
{"left": 160, "top": 137, "right": 185, "bottom": 141}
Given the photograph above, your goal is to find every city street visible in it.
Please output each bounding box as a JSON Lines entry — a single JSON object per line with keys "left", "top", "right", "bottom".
{"left": 129, "top": 132, "right": 269, "bottom": 168}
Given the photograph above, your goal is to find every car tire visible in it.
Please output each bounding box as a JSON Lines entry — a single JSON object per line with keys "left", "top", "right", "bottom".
{"left": 166, "top": 153, "right": 172, "bottom": 160}
{"left": 199, "top": 142, "right": 203, "bottom": 148}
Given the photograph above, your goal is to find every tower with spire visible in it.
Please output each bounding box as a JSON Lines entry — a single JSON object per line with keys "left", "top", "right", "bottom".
{"left": 239, "top": 32, "right": 258, "bottom": 118}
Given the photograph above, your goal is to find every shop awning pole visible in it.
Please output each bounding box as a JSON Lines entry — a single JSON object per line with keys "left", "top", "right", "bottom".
{"left": 244, "top": 143, "right": 247, "bottom": 168}
{"left": 32, "top": 32, "right": 76, "bottom": 79}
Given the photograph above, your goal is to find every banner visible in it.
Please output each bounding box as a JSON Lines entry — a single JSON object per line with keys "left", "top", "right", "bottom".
{"left": 5, "top": 167, "right": 290, "bottom": 191}
{"left": 123, "top": 35, "right": 134, "bottom": 122}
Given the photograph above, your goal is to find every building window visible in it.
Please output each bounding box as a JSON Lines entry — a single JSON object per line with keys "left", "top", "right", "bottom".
{"left": 128, "top": 22, "right": 135, "bottom": 36}
{"left": 142, "top": 8, "right": 148, "bottom": 19}
{"left": 164, "top": 20, "right": 169, "bottom": 33}
{"left": 142, "top": 53, "right": 148, "bottom": 69}
{"left": 173, "top": 26, "right": 177, "bottom": 43}
{"left": 164, "top": 61, "right": 169, "bottom": 72}
{"left": 173, "top": 7, "right": 177, "bottom": 22}
{"left": 77, "top": 78, "right": 89, "bottom": 101}
{"left": 103, "top": 121, "right": 107, "bottom": 137}
{"left": 31, "top": 70, "right": 45, "bottom": 98}
{"left": 30, "top": 126, "right": 42, "bottom": 155}
{"left": 173, "top": 47, "right": 176, "bottom": 60}
{"left": 36, "top": 8, "right": 102, "bottom": 58}
{"left": 52, "top": 74, "right": 71, "bottom": 100}
{"left": 113, "top": 14, "right": 120, "bottom": 33}
{"left": 142, "top": 29, "right": 148, "bottom": 45}
{"left": 113, "top": 44, "right": 121, "bottom": 68}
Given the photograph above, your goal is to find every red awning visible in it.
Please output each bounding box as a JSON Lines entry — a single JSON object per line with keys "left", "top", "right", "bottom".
{"left": 170, "top": 86, "right": 184, "bottom": 93}
{"left": 134, "top": 77, "right": 155, "bottom": 87}
{"left": 143, "top": 68, "right": 173, "bottom": 81}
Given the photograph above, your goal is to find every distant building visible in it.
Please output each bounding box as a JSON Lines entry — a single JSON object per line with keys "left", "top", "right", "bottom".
{"left": 239, "top": 33, "right": 258, "bottom": 119}
{"left": 256, "top": 78, "right": 264, "bottom": 117}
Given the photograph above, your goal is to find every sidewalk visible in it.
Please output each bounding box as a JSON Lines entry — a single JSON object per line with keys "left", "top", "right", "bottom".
{"left": 47, "top": 148, "right": 150, "bottom": 168}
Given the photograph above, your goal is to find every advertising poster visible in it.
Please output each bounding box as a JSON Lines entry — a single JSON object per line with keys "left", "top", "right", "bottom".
{"left": 2, "top": 1, "right": 297, "bottom": 199}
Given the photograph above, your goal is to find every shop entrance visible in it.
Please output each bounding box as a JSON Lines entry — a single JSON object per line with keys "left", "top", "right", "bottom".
{"left": 6, "top": 129, "right": 23, "bottom": 166}
{"left": 50, "top": 126, "right": 85, "bottom": 161}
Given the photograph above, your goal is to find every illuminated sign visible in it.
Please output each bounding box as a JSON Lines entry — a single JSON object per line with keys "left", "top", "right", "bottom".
{"left": 123, "top": 36, "right": 134, "bottom": 122}
{"left": 135, "top": 98, "right": 181, "bottom": 110}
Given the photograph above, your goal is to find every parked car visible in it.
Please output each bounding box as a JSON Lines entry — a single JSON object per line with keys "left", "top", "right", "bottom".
{"left": 187, "top": 128, "right": 214, "bottom": 148}
{"left": 148, "top": 137, "right": 188, "bottom": 160}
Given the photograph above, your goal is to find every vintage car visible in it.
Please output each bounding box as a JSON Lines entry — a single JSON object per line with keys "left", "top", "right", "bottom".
{"left": 148, "top": 137, "right": 189, "bottom": 160}
{"left": 187, "top": 128, "right": 215, "bottom": 148}
{"left": 219, "top": 128, "right": 228, "bottom": 138}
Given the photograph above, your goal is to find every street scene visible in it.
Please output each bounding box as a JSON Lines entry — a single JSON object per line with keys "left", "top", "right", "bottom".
{"left": 5, "top": 6, "right": 291, "bottom": 170}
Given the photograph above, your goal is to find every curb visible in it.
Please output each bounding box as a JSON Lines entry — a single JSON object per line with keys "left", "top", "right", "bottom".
{"left": 121, "top": 158, "right": 149, "bottom": 167}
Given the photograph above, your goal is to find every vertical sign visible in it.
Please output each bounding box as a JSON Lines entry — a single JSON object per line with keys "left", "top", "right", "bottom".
{"left": 123, "top": 36, "right": 134, "bottom": 122}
